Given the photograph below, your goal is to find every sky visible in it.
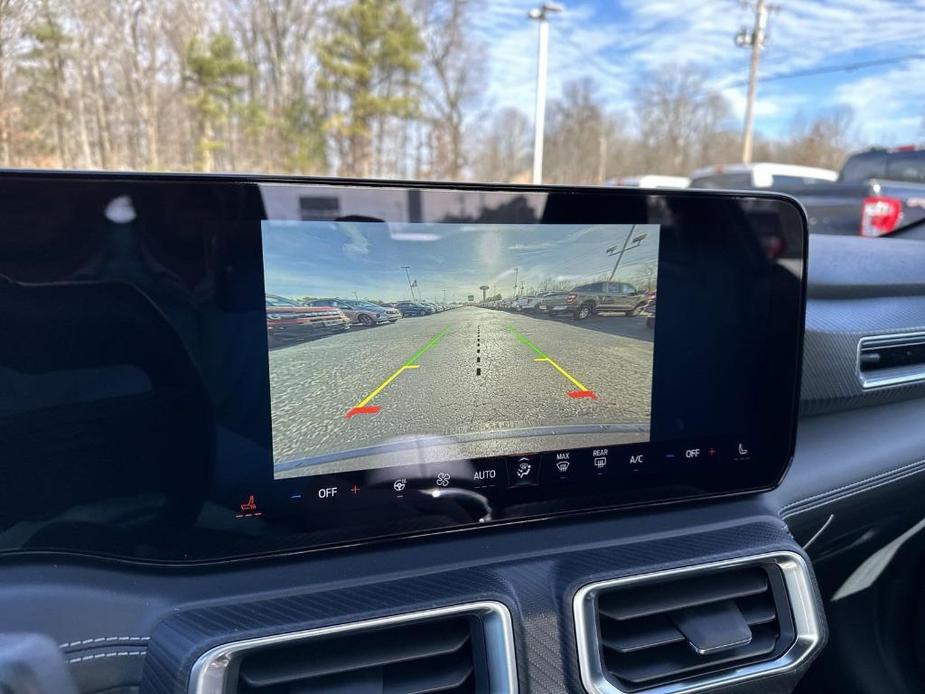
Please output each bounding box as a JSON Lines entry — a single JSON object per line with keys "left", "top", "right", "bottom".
{"left": 262, "top": 222, "right": 660, "bottom": 302}
{"left": 470, "top": 0, "right": 925, "bottom": 145}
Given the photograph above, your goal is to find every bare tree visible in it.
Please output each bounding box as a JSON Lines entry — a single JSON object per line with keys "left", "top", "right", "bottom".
{"left": 544, "top": 78, "right": 617, "bottom": 184}
{"left": 634, "top": 64, "right": 734, "bottom": 175}
{"left": 418, "top": 0, "right": 482, "bottom": 179}
{"left": 773, "top": 108, "right": 855, "bottom": 170}
{"left": 474, "top": 107, "right": 531, "bottom": 182}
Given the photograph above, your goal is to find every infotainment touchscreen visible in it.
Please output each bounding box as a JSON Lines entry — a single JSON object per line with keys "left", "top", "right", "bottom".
{"left": 262, "top": 221, "right": 660, "bottom": 478}
{"left": 0, "top": 173, "right": 806, "bottom": 562}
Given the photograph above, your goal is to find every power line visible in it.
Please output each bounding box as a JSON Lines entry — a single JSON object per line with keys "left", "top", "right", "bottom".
{"left": 722, "top": 52, "right": 925, "bottom": 88}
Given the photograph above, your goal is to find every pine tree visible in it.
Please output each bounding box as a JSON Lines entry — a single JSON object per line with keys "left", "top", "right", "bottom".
{"left": 184, "top": 33, "right": 250, "bottom": 172}
{"left": 20, "top": 0, "right": 70, "bottom": 166}
{"left": 316, "top": 0, "right": 424, "bottom": 177}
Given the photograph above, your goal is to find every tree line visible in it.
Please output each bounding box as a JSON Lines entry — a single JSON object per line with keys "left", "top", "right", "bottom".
{"left": 0, "top": 0, "right": 856, "bottom": 181}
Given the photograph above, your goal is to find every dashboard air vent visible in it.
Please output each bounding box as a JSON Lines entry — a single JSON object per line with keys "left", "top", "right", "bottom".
{"left": 858, "top": 332, "right": 925, "bottom": 389}
{"left": 574, "top": 552, "right": 822, "bottom": 694}
{"left": 189, "top": 602, "right": 517, "bottom": 694}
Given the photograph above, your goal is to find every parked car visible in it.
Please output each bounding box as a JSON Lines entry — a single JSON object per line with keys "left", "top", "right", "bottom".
{"left": 607, "top": 174, "right": 690, "bottom": 188}
{"left": 304, "top": 298, "right": 397, "bottom": 326}
{"left": 392, "top": 301, "right": 434, "bottom": 317}
{"left": 643, "top": 292, "right": 656, "bottom": 330}
{"left": 689, "top": 162, "right": 837, "bottom": 190}
{"left": 363, "top": 301, "right": 401, "bottom": 321}
{"left": 265, "top": 294, "right": 349, "bottom": 347}
{"left": 536, "top": 281, "right": 647, "bottom": 320}
{"left": 780, "top": 146, "right": 925, "bottom": 237}
{"left": 514, "top": 294, "right": 551, "bottom": 312}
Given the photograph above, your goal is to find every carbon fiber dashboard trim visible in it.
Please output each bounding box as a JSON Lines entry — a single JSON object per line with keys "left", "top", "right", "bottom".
{"left": 800, "top": 235, "right": 925, "bottom": 415}
{"left": 801, "top": 298, "right": 925, "bottom": 414}
{"left": 137, "top": 515, "right": 824, "bottom": 694}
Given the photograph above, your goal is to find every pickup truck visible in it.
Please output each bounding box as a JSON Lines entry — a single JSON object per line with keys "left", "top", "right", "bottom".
{"left": 781, "top": 147, "right": 925, "bottom": 237}
{"left": 536, "top": 281, "right": 647, "bottom": 320}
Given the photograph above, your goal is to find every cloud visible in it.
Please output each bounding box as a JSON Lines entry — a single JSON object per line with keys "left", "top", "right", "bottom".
{"left": 834, "top": 58, "right": 925, "bottom": 143}
{"left": 340, "top": 224, "right": 369, "bottom": 257}
{"left": 507, "top": 242, "right": 554, "bottom": 251}
{"left": 474, "top": 0, "right": 925, "bottom": 145}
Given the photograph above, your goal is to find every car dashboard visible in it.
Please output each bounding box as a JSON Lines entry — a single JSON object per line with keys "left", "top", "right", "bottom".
{"left": 2, "top": 174, "right": 925, "bottom": 694}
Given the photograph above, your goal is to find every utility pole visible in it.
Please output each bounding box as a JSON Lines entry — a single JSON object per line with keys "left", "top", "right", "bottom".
{"left": 512, "top": 267, "right": 519, "bottom": 297}
{"left": 401, "top": 265, "right": 415, "bottom": 301}
{"left": 736, "top": 0, "right": 779, "bottom": 163}
{"left": 528, "top": 3, "right": 563, "bottom": 184}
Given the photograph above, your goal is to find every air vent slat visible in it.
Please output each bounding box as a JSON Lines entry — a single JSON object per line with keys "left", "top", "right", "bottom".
{"left": 384, "top": 652, "right": 475, "bottom": 693}
{"left": 740, "top": 595, "right": 777, "bottom": 626}
{"left": 599, "top": 596, "right": 777, "bottom": 656}
{"left": 597, "top": 569, "right": 768, "bottom": 621}
{"left": 604, "top": 627, "right": 778, "bottom": 686}
{"left": 600, "top": 615, "right": 685, "bottom": 653}
{"left": 238, "top": 619, "right": 470, "bottom": 687}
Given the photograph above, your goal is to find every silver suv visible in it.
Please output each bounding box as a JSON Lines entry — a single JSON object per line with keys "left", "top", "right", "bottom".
{"left": 306, "top": 298, "right": 399, "bottom": 326}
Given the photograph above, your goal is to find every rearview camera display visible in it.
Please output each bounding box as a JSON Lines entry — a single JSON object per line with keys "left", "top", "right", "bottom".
{"left": 262, "top": 221, "right": 660, "bottom": 479}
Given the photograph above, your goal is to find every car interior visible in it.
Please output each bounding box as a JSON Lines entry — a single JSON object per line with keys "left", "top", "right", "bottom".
{"left": 0, "top": 170, "right": 922, "bottom": 694}
{"left": 4, "top": 1, "right": 925, "bottom": 693}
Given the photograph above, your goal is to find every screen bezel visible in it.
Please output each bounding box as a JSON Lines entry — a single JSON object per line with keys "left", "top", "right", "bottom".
{"left": 0, "top": 171, "right": 807, "bottom": 564}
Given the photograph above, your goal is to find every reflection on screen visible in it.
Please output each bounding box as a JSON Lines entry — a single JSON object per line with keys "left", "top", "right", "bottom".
{"left": 262, "top": 222, "right": 660, "bottom": 478}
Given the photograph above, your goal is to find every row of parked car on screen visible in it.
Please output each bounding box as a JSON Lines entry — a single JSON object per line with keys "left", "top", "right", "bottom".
{"left": 265, "top": 294, "right": 459, "bottom": 348}
{"left": 482, "top": 281, "right": 656, "bottom": 328}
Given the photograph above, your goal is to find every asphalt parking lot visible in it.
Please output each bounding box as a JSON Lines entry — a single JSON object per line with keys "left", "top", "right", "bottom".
{"left": 269, "top": 306, "right": 654, "bottom": 473}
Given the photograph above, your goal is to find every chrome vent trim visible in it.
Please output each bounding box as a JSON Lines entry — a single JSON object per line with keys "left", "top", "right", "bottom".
{"left": 188, "top": 600, "right": 517, "bottom": 694}
{"left": 858, "top": 332, "right": 925, "bottom": 389}
{"left": 573, "top": 551, "right": 822, "bottom": 694}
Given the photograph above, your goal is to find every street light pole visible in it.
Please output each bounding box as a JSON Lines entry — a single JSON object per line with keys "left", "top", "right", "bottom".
{"left": 528, "top": 3, "right": 563, "bottom": 185}
{"left": 606, "top": 225, "right": 648, "bottom": 281}
{"left": 401, "top": 265, "right": 415, "bottom": 301}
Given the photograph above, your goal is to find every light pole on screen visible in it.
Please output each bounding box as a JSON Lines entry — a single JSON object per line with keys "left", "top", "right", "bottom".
{"left": 528, "top": 2, "right": 563, "bottom": 184}
{"left": 401, "top": 265, "right": 415, "bottom": 301}
{"left": 607, "top": 225, "right": 648, "bottom": 281}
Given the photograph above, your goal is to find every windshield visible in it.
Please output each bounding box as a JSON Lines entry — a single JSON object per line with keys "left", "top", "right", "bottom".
{"left": 1, "top": 0, "right": 919, "bottom": 189}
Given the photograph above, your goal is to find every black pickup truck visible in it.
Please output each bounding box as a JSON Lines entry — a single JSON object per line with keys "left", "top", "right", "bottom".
{"left": 784, "top": 147, "right": 925, "bottom": 237}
